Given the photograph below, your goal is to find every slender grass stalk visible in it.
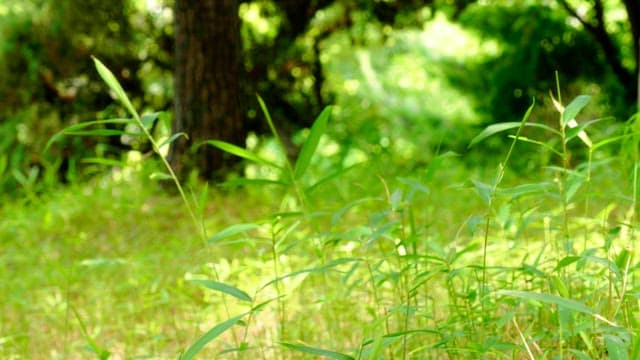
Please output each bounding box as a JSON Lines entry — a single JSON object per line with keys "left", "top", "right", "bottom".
{"left": 479, "top": 100, "right": 534, "bottom": 329}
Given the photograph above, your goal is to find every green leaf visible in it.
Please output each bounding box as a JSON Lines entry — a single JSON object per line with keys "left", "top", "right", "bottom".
{"left": 565, "top": 118, "right": 602, "bottom": 146}
{"left": 149, "top": 172, "right": 173, "bottom": 180}
{"left": 306, "top": 162, "right": 363, "bottom": 193}
{"left": 141, "top": 112, "right": 160, "bottom": 130}
{"left": 498, "top": 182, "right": 553, "bottom": 198}
{"left": 562, "top": 95, "right": 591, "bottom": 127}
{"left": 554, "top": 256, "right": 580, "bottom": 271}
{"left": 424, "top": 151, "right": 458, "bottom": 182}
{"left": 280, "top": 342, "right": 354, "bottom": 360}
{"left": 260, "top": 258, "right": 361, "bottom": 290}
{"left": 45, "top": 118, "right": 133, "bottom": 152}
{"left": 256, "top": 95, "right": 281, "bottom": 146}
{"left": 294, "top": 106, "right": 331, "bottom": 179}
{"left": 221, "top": 178, "right": 289, "bottom": 189}
{"left": 158, "top": 132, "right": 188, "bottom": 148}
{"left": 199, "top": 140, "right": 282, "bottom": 169}
{"left": 469, "top": 122, "right": 521, "bottom": 148}
{"left": 92, "top": 56, "right": 139, "bottom": 119}
{"left": 497, "top": 290, "right": 593, "bottom": 314}
{"left": 188, "top": 280, "right": 252, "bottom": 302}
{"left": 468, "top": 121, "right": 557, "bottom": 148}
{"left": 208, "top": 223, "right": 260, "bottom": 243}
{"left": 81, "top": 158, "right": 124, "bottom": 167}
{"left": 568, "top": 349, "right": 593, "bottom": 360}
{"left": 605, "top": 334, "right": 629, "bottom": 360}
{"left": 180, "top": 313, "right": 246, "bottom": 360}
{"left": 471, "top": 180, "right": 493, "bottom": 205}
{"left": 506, "top": 135, "right": 562, "bottom": 156}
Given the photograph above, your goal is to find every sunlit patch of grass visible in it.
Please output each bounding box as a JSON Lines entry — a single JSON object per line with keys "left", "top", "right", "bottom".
{"left": 0, "top": 168, "right": 270, "bottom": 359}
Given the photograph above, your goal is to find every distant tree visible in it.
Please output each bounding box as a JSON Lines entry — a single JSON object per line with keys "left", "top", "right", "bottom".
{"left": 558, "top": 0, "right": 639, "bottom": 107}
{"left": 170, "top": 0, "right": 244, "bottom": 179}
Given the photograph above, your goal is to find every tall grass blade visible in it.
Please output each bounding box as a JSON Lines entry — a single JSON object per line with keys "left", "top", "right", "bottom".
{"left": 294, "top": 106, "right": 331, "bottom": 179}
{"left": 562, "top": 95, "right": 591, "bottom": 127}
{"left": 280, "top": 342, "right": 355, "bottom": 360}
{"left": 92, "top": 56, "right": 139, "bottom": 119}
{"left": 180, "top": 313, "right": 246, "bottom": 360}
{"left": 208, "top": 223, "right": 260, "bottom": 243}
{"left": 468, "top": 116, "right": 553, "bottom": 148}
{"left": 199, "top": 140, "right": 282, "bottom": 169}
{"left": 604, "top": 334, "right": 629, "bottom": 360}
{"left": 468, "top": 122, "right": 522, "bottom": 148}
{"left": 45, "top": 118, "right": 132, "bottom": 152}
{"left": 188, "top": 280, "right": 252, "bottom": 302}
{"left": 498, "top": 290, "right": 593, "bottom": 314}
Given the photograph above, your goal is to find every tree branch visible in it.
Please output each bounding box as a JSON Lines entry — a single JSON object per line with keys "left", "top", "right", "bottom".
{"left": 557, "top": 0, "right": 635, "bottom": 100}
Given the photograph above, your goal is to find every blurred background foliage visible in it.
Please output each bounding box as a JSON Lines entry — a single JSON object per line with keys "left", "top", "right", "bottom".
{"left": 0, "top": 0, "right": 636, "bottom": 196}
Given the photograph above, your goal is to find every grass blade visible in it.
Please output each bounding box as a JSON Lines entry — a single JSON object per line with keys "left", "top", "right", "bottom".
{"left": 45, "top": 118, "right": 133, "bottom": 152}
{"left": 280, "top": 342, "right": 354, "bottom": 360}
{"left": 208, "top": 223, "right": 260, "bottom": 243}
{"left": 562, "top": 95, "right": 590, "bottom": 127}
{"left": 188, "top": 280, "right": 252, "bottom": 302}
{"left": 198, "top": 140, "right": 282, "bottom": 169}
{"left": 294, "top": 106, "right": 331, "bottom": 179}
{"left": 498, "top": 290, "right": 593, "bottom": 314}
{"left": 180, "top": 313, "right": 246, "bottom": 360}
{"left": 92, "top": 56, "right": 139, "bottom": 119}
{"left": 468, "top": 122, "right": 522, "bottom": 148}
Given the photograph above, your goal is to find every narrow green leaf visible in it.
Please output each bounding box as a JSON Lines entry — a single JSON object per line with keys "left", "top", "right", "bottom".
{"left": 208, "top": 223, "right": 260, "bottom": 243}
{"left": 66, "top": 129, "right": 126, "bottom": 137}
{"left": 180, "top": 313, "right": 246, "bottom": 360}
{"left": 424, "top": 151, "right": 459, "bottom": 182}
{"left": 468, "top": 120, "right": 557, "bottom": 148}
{"left": 81, "top": 158, "right": 124, "bottom": 167}
{"left": 196, "top": 182, "right": 209, "bottom": 217}
{"left": 565, "top": 118, "right": 602, "bottom": 146}
{"left": 149, "top": 172, "right": 173, "bottom": 180}
{"left": 306, "top": 162, "right": 363, "bottom": 193}
{"left": 294, "top": 106, "right": 331, "bottom": 179}
{"left": 498, "top": 290, "right": 593, "bottom": 314}
{"left": 188, "top": 280, "right": 252, "bottom": 302}
{"left": 199, "top": 140, "right": 282, "bottom": 169}
{"left": 506, "top": 135, "right": 563, "bottom": 156}
{"left": 159, "top": 132, "right": 188, "bottom": 148}
{"left": 45, "top": 118, "right": 133, "bottom": 152}
{"left": 498, "top": 182, "right": 553, "bottom": 198}
{"left": 562, "top": 95, "right": 591, "bottom": 127}
{"left": 260, "top": 258, "right": 361, "bottom": 290}
{"left": 554, "top": 256, "right": 580, "bottom": 271}
{"left": 397, "top": 176, "right": 430, "bottom": 194}
{"left": 568, "top": 349, "right": 593, "bottom": 360}
{"left": 605, "top": 334, "right": 629, "bottom": 360}
{"left": 280, "top": 342, "right": 354, "bottom": 360}
{"left": 468, "top": 122, "right": 521, "bottom": 148}
{"left": 256, "top": 95, "right": 281, "bottom": 145}
{"left": 92, "top": 56, "right": 139, "bottom": 119}
{"left": 471, "top": 180, "right": 493, "bottom": 205}
{"left": 141, "top": 112, "right": 160, "bottom": 130}
{"left": 221, "top": 178, "right": 289, "bottom": 189}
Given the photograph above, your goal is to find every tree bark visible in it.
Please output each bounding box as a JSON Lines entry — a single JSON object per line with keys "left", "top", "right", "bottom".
{"left": 171, "top": 0, "right": 244, "bottom": 179}
{"left": 558, "top": 0, "right": 637, "bottom": 103}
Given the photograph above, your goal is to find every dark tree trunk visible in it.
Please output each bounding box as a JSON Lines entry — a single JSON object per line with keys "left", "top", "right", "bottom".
{"left": 171, "top": 0, "right": 244, "bottom": 179}
{"left": 559, "top": 0, "right": 638, "bottom": 104}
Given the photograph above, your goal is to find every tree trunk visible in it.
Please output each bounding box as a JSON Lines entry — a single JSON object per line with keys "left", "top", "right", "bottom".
{"left": 171, "top": 0, "right": 244, "bottom": 180}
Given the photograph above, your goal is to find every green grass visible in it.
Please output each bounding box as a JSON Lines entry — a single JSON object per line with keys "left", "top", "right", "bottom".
{"left": 1, "top": 143, "right": 638, "bottom": 359}
{"left": 3, "top": 60, "right": 640, "bottom": 359}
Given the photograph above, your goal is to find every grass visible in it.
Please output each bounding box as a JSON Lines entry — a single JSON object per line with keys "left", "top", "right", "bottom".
{"left": 2, "top": 142, "right": 638, "bottom": 359}
{"left": 2, "top": 61, "right": 640, "bottom": 359}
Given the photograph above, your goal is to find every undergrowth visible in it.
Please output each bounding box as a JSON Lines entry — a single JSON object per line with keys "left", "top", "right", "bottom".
{"left": 1, "top": 60, "right": 639, "bottom": 359}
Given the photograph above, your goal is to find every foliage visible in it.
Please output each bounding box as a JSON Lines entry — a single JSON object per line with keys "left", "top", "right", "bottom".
{"left": 5, "top": 59, "right": 640, "bottom": 359}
